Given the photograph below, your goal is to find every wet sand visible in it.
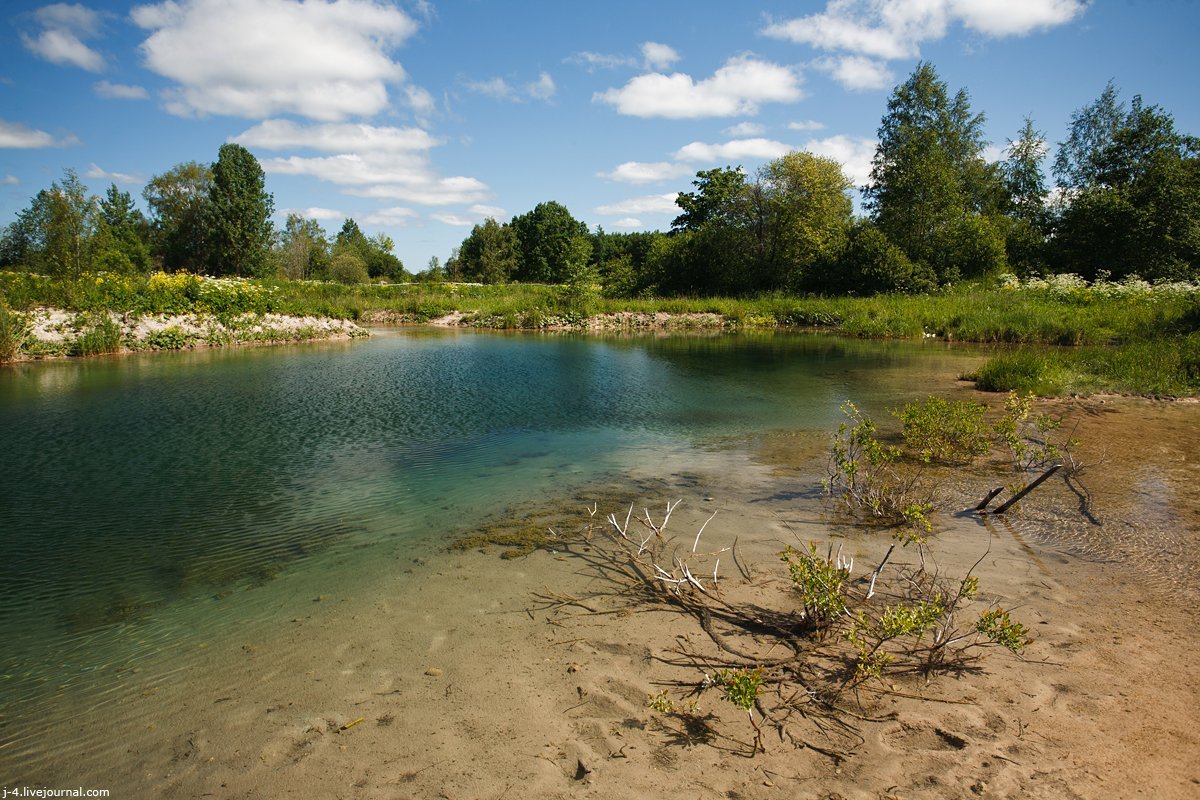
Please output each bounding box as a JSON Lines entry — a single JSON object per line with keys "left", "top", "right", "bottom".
{"left": 5, "top": 397, "right": 1199, "bottom": 799}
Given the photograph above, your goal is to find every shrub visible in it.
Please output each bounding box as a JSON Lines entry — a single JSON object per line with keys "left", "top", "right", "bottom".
{"left": 893, "top": 396, "right": 992, "bottom": 464}
{"left": 328, "top": 253, "right": 369, "bottom": 285}
{"left": 0, "top": 302, "right": 29, "bottom": 361}
{"left": 71, "top": 313, "right": 123, "bottom": 356}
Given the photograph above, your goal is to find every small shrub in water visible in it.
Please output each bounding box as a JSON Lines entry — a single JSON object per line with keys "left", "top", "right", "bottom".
{"left": 893, "top": 396, "right": 991, "bottom": 464}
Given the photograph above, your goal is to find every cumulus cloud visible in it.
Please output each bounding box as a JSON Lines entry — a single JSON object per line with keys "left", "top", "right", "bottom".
{"left": 763, "top": 0, "right": 1086, "bottom": 88}
{"left": 280, "top": 206, "right": 345, "bottom": 221}
{"left": 594, "top": 193, "right": 679, "bottom": 216}
{"left": 233, "top": 120, "right": 439, "bottom": 154}
{"left": 802, "top": 134, "right": 878, "bottom": 187}
{"left": 466, "top": 72, "right": 557, "bottom": 102}
{"left": 611, "top": 218, "right": 643, "bottom": 229}
{"left": 810, "top": 55, "right": 893, "bottom": 91}
{"left": 469, "top": 204, "right": 507, "bottom": 219}
{"left": 131, "top": 0, "right": 418, "bottom": 120}
{"left": 597, "top": 161, "right": 693, "bottom": 185}
{"left": 235, "top": 119, "right": 490, "bottom": 207}
{"left": 788, "top": 119, "right": 826, "bottom": 131}
{"left": 94, "top": 81, "right": 150, "bottom": 100}
{"left": 674, "top": 137, "right": 793, "bottom": 163}
{"left": 595, "top": 55, "right": 803, "bottom": 119}
{"left": 85, "top": 163, "right": 141, "bottom": 184}
{"left": 21, "top": 3, "right": 106, "bottom": 72}
{"left": 0, "top": 119, "right": 78, "bottom": 148}
{"left": 431, "top": 213, "right": 474, "bottom": 226}
{"left": 724, "top": 121, "right": 765, "bottom": 137}
{"left": 526, "top": 72, "right": 556, "bottom": 101}
{"left": 363, "top": 206, "right": 419, "bottom": 225}
{"left": 641, "top": 41, "right": 680, "bottom": 70}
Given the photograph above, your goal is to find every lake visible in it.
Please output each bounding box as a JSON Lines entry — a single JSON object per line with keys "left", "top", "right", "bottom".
{"left": 0, "top": 328, "right": 994, "bottom": 782}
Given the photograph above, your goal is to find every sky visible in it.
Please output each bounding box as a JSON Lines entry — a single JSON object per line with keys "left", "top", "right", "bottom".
{"left": 2, "top": 0, "right": 1198, "bottom": 272}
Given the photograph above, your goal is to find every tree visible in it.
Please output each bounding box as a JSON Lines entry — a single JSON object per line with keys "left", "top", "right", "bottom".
{"left": 510, "top": 201, "right": 589, "bottom": 283}
{"left": 757, "top": 152, "right": 854, "bottom": 290}
{"left": 458, "top": 218, "right": 518, "bottom": 283}
{"left": 277, "top": 214, "right": 330, "bottom": 280}
{"left": 143, "top": 161, "right": 213, "bottom": 272}
{"left": 207, "top": 143, "right": 274, "bottom": 277}
{"left": 1, "top": 170, "right": 99, "bottom": 276}
{"left": 1001, "top": 118, "right": 1051, "bottom": 275}
{"left": 365, "top": 232, "right": 406, "bottom": 281}
{"left": 667, "top": 167, "right": 756, "bottom": 294}
{"left": 1051, "top": 88, "right": 1200, "bottom": 280}
{"left": 92, "top": 184, "right": 152, "bottom": 274}
{"left": 865, "top": 62, "right": 1005, "bottom": 283}
{"left": 1052, "top": 81, "right": 1124, "bottom": 192}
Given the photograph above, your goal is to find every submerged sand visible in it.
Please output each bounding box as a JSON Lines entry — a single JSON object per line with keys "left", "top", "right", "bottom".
{"left": 4, "top": 397, "right": 1199, "bottom": 799}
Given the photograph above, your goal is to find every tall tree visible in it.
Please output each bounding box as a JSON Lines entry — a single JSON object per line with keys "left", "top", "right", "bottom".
{"left": 1052, "top": 90, "right": 1200, "bottom": 280}
{"left": 1052, "top": 81, "right": 1124, "bottom": 191}
{"left": 207, "top": 143, "right": 274, "bottom": 277}
{"left": 143, "top": 161, "right": 213, "bottom": 272}
{"left": 458, "top": 217, "right": 518, "bottom": 283}
{"left": 92, "top": 184, "right": 152, "bottom": 274}
{"left": 1001, "top": 118, "right": 1051, "bottom": 274}
{"left": 277, "top": 213, "right": 330, "bottom": 280}
{"left": 865, "top": 62, "right": 1005, "bottom": 282}
{"left": 510, "top": 201, "right": 589, "bottom": 283}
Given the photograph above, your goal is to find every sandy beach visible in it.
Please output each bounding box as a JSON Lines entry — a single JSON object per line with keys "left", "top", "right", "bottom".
{"left": 5, "top": 394, "right": 1198, "bottom": 799}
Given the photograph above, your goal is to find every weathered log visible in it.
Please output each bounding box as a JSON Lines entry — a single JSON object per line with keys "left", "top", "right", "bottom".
{"left": 991, "top": 465, "right": 1062, "bottom": 514}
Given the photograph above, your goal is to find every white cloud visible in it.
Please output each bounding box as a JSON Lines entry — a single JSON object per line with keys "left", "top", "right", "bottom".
{"left": 595, "top": 55, "right": 803, "bottom": 119}
{"left": 802, "top": 134, "right": 877, "bottom": 186}
{"left": 811, "top": 55, "right": 893, "bottom": 91}
{"left": 641, "top": 41, "right": 680, "bottom": 70}
{"left": 763, "top": 0, "right": 1086, "bottom": 89}
{"left": 431, "top": 213, "right": 474, "bottom": 226}
{"left": 363, "top": 206, "right": 419, "bottom": 225}
{"left": 525, "top": 72, "right": 556, "bottom": 101}
{"left": 724, "top": 121, "right": 765, "bottom": 137}
{"left": 565, "top": 51, "right": 638, "bottom": 71}
{"left": 21, "top": 3, "right": 106, "bottom": 72}
{"left": 236, "top": 119, "right": 489, "bottom": 208}
{"left": 233, "top": 120, "right": 439, "bottom": 154}
{"left": 597, "top": 161, "right": 693, "bottom": 185}
{"left": 674, "top": 137, "right": 793, "bottom": 163}
{"left": 346, "top": 177, "right": 490, "bottom": 206}
{"left": 2, "top": 175, "right": 19, "bottom": 186}
{"left": 611, "top": 218, "right": 643, "bottom": 229}
{"left": 85, "top": 163, "right": 141, "bottom": 184}
{"left": 594, "top": 193, "right": 679, "bottom": 216}
{"left": 94, "top": 81, "right": 150, "bottom": 100}
{"left": 0, "top": 119, "right": 78, "bottom": 148}
{"left": 467, "top": 73, "right": 556, "bottom": 102}
{"left": 983, "top": 144, "right": 1005, "bottom": 163}
{"left": 281, "top": 206, "right": 345, "bottom": 221}
{"left": 131, "top": 0, "right": 418, "bottom": 120}
{"left": 403, "top": 84, "right": 436, "bottom": 118}
{"left": 465, "top": 77, "right": 516, "bottom": 101}
{"left": 469, "top": 204, "right": 507, "bottom": 219}
{"left": 951, "top": 0, "right": 1087, "bottom": 37}
{"left": 788, "top": 119, "right": 826, "bottom": 131}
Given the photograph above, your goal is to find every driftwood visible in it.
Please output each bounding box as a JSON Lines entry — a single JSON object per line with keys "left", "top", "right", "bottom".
{"left": 979, "top": 465, "right": 1062, "bottom": 515}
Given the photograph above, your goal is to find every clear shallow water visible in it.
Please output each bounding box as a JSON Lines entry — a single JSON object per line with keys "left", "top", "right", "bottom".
{"left": 0, "top": 329, "right": 989, "bottom": 773}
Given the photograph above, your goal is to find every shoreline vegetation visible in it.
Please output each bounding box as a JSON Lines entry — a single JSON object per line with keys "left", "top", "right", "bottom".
{"left": 3, "top": 269, "right": 1198, "bottom": 398}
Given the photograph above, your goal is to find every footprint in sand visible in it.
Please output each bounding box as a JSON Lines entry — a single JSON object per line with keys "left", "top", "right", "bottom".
{"left": 884, "top": 721, "right": 970, "bottom": 751}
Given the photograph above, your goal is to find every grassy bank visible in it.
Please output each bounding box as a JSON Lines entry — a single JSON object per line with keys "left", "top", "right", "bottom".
{"left": 3, "top": 270, "right": 1198, "bottom": 397}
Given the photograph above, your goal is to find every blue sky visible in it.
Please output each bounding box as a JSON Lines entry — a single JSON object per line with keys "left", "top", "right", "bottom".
{"left": 2, "top": 0, "right": 1198, "bottom": 271}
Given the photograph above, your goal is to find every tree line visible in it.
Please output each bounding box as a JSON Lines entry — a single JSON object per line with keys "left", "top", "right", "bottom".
{"left": 453, "top": 62, "right": 1199, "bottom": 296}
{"left": 0, "top": 143, "right": 406, "bottom": 283}
{"left": 3, "top": 62, "right": 1197, "bottom": 296}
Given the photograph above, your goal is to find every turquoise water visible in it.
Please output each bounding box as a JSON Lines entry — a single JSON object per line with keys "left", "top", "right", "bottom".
{"left": 0, "top": 328, "right": 988, "bottom": 773}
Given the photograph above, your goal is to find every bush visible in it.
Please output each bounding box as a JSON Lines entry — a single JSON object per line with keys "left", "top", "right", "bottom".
{"left": 829, "top": 221, "right": 936, "bottom": 294}
{"left": 328, "top": 253, "right": 369, "bottom": 285}
{"left": 0, "top": 302, "right": 29, "bottom": 361}
{"left": 71, "top": 313, "right": 123, "bottom": 356}
{"left": 893, "top": 396, "right": 992, "bottom": 464}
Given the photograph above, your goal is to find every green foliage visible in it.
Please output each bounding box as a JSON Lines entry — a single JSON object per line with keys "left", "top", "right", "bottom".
{"left": 328, "top": 252, "right": 369, "bottom": 285}
{"left": 145, "top": 325, "right": 190, "bottom": 350}
{"left": 826, "top": 402, "right": 932, "bottom": 543}
{"left": 976, "top": 608, "right": 1032, "bottom": 652}
{"left": 825, "top": 219, "right": 935, "bottom": 294}
{"left": 71, "top": 312, "right": 123, "bottom": 356}
{"left": 971, "top": 350, "right": 1068, "bottom": 395}
{"left": 511, "top": 201, "right": 589, "bottom": 283}
{"left": 781, "top": 544, "right": 850, "bottom": 629}
{"left": 207, "top": 143, "right": 275, "bottom": 278}
{"left": 0, "top": 302, "right": 29, "bottom": 361}
{"left": 994, "top": 391, "right": 1074, "bottom": 471}
{"left": 893, "top": 396, "right": 992, "bottom": 464}
{"left": 144, "top": 161, "right": 213, "bottom": 273}
{"left": 458, "top": 217, "right": 519, "bottom": 283}
{"left": 714, "top": 667, "right": 764, "bottom": 713}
